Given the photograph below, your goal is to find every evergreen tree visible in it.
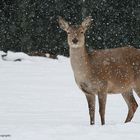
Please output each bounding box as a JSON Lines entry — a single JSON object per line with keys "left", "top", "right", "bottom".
{"left": 84, "top": 0, "right": 140, "bottom": 50}
{"left": 0, "top": 0, "right": 140, "bottom": 56}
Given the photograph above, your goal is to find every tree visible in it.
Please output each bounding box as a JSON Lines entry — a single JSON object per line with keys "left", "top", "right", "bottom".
{"left": 0, "top": 0, "right": 140, "bottom": 56}
{"left": 84, "top": 0, "right": 140, "bottom": 50}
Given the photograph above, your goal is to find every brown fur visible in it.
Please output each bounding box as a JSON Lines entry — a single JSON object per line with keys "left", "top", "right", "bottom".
{"left": 59, "top": 16, "right": 139, "bottom": 125}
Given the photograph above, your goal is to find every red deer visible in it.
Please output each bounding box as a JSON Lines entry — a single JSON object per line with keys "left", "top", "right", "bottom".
{"left": 58, "top": 16, "right": 140, "bottom": 125}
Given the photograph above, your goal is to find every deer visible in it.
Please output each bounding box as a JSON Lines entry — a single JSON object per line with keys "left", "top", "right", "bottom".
{"left": 58, "top": 16, "right": 140, "bottom": 125}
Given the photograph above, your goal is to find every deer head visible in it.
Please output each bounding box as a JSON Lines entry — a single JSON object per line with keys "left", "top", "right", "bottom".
{"left": 58, "top": 16, "right": 93, "bottom": 48}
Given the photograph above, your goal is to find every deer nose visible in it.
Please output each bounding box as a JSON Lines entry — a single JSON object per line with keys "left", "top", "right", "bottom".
{"left": 72, "top": 38, "right": 78, "bottom": 44}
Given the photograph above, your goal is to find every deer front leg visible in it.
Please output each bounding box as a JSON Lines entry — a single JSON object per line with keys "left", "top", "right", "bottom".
{"left": 85, "top": 94, "right": 96, "bottom": 125}
{"left": 98, "top": 93, "right": 107, "bottom": 125}
{"left": 122, "top": 92, "right": 138, "bottom": 123}
{"left": 80, "top": 83, "right": 96, "bottom": 125}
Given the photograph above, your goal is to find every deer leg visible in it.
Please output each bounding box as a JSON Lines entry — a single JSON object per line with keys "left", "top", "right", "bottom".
{"left": 80, "top": 83, "right": 96, "bottom": 125}
{"left": 122, "top": 92, "right": 138, "bottom": 123}
{"left": 85, "top": 94, "right": 96, "bottom": 125}
{"left": 98, "top": 93, "right": 107, "bottom": 125}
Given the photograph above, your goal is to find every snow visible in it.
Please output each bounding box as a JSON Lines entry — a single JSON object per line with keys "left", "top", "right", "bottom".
{"left": 0, "top": 51, "right": 140, "bottom": 140}
{"left": 1, "top": 51, "right": 30, "bottom": 61}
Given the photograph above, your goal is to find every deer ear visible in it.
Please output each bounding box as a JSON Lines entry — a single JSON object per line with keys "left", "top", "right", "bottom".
{"left": 82, "top": 16, "right": 93, "bottom": 31}
{"left": 58, "top": 16, "right": 69, "bottom": 31}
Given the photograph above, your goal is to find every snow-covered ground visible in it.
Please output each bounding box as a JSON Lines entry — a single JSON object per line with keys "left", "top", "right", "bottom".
{"left": 0, "top": 51, "right": 140, "bottom": 140}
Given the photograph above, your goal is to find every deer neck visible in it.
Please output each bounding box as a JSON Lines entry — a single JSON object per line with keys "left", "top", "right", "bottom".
{"left": 70, "top": 46, "right": 92, "bottom": 80}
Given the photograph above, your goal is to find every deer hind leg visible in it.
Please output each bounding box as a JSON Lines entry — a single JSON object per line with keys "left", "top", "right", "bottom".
{"left": 122, "top": 92, "right": 138, "bottom": 123}
{"left": 98, "top": 93, "right": 107, "bottom": 125}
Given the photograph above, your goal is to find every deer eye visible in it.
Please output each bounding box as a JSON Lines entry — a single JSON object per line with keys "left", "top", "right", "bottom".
{"left": 81, "top": 31, "right": 84, "bottom": 34}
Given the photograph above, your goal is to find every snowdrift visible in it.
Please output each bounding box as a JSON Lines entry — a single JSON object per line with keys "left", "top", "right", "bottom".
{"left": 0, "top": 51, "right": 140, "bottom": 140}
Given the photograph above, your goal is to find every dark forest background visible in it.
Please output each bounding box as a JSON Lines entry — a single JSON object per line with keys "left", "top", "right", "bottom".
{"left": 0, "top": 0, "right": 140, "bottom": 56}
